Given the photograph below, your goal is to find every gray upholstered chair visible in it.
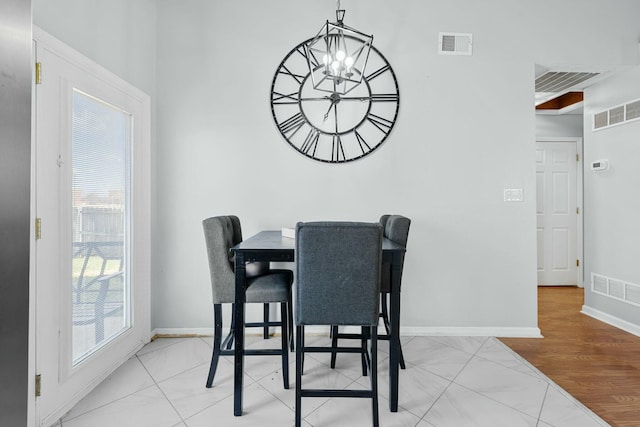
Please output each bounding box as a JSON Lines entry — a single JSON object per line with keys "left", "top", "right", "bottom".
{"left": 331, "top": 214, "right": 411, "bottom": 370}
{"left": 202, "top": 215, "right": 292, "bottom": 389}
{"left": 295, "top": 221, "right": 382, "bottom": 427}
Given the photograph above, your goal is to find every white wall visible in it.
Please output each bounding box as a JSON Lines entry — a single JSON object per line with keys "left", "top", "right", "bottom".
{"left": 152, "top": 0, "right": 639, "bottom": 336}
{"left": 583, "top": 65, "right": 640, "bottom": 331}
{"left": 32, "top": 0, "right": 640, "bottom": 337}
{"left": 536, "top": 114, "right": 583, "bottom": 138}
{"left": 33, "top": 0, "right": 157, "bottom": 97}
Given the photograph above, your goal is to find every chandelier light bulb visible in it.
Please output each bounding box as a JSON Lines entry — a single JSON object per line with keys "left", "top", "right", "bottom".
{"left": 335, "top": 50, "right": 346, "bottom": 62}
{"left": 331, "top": 60, "right": 340, "bottom": 74}
{"left": 344, "top": 56, "right": 354, "bottom": 70}
{"left": 322, "top": 54, "right": 332, "bottom": 66}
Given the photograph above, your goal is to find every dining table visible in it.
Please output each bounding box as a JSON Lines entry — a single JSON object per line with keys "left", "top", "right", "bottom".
{"left": 231, "top": 229, "right": 406, "bottom": 416}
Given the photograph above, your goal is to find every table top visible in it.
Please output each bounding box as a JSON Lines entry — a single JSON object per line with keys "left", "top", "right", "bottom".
{"left": 232, "top": 230, "right": 406, "bottom": 253}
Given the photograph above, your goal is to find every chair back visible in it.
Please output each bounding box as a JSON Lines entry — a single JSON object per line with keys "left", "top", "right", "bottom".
{"left": 381, "top": 215, "right": 411, "bottom": 247}
{"left": 379, "top": 215, "right": 411, "bottom": 292}
{"left": 379, "top": 214, "right": 391, "bottom": 231}
{"left": 202, "top": 215, "right": 239, "bottom": 304}
{"left": 295, "top": 221, "right": 382, "bottom": 326}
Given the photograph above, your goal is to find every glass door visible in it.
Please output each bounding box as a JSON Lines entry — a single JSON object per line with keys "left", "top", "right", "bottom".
{"left": 71, "top": 90, "right": 131, "bottom": 364}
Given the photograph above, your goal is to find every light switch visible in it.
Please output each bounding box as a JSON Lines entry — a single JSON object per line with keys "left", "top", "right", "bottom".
{"left": 504, "top": 188, "right": 524, "bottom": 202}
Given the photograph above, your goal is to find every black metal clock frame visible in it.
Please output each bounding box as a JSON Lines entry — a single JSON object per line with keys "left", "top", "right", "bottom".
{"left": 270, "top": 37, "right": 400, "bottom": 163}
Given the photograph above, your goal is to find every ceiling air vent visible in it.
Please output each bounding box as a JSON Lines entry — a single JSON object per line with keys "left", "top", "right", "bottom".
{"left": 438, "top": 32, "right": 472, "bottom": 55}
{"left": 535, "top": 72, "right": 599, "bottom": 93}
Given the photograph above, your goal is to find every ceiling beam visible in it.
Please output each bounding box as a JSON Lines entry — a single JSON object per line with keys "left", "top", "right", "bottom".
{"left": 536, "top": 92, "right": 584, "bottom": 110}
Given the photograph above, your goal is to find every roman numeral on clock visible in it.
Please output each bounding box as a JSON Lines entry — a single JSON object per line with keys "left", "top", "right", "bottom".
{"left": 332, "top": 135, "right": 346, "bottom": 162}
{"left": 278, "top": 64, "right": 304, "bottom": 84}
{"left": 272, "top": 91, "right": 299, "bottom": 105}
{"left": 370, "top": 93, "right": 399, "bottom": 103}
{"left": 300, "top": 128, "right": 320, "bottom": 156}
{"left": 355, "top": 131, "right": 372, "bottom": 155}
{"left": 366, "top": 65, "right": 391, "bottom": 81}
{"left": 367, "top": 113, "right": 394, "bottom": 135}
{"left": 279, "top": 112, "right": 305, "bottom": 137}
{"left": 296, "top": 45, "right": 320, "bottom": 68}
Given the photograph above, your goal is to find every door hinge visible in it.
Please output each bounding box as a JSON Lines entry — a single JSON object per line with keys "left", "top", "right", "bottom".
{"left": 576, "top": 154, "right": 579, "bottom": 162}
{"left": 35, "top": 62, "right": 42, "bottom": 85}
{"left": 35, "top": 218, "right": 42, "bottom": 240}
{"left": 576, "top": 259, "right": 580, "bottom": 267}
{"left": 35, "top": 374, "right": 41, "bottom": 397}
{"left": 576, "top": 207, "right": 580, "bottom": 214}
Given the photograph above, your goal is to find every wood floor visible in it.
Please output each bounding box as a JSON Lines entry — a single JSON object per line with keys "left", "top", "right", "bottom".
{"left": 500, "top": 286, "right": 640, "bottom": 427}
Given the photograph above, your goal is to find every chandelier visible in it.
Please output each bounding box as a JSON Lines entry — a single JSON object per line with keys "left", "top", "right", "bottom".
{"left": 304, "top": 1, "right": 373, "bottom": 95}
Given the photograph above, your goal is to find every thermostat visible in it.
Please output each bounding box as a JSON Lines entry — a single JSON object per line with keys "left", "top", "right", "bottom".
{"left": 591, "top": 159, "right": 609, "bottom": 171}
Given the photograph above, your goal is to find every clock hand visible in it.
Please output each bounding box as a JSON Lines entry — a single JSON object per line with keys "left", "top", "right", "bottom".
{"left": 323, "top": 93, "right": 343, "bottom": 122}
{"left": 323, "top": 100, "right": 337, "bottom": 121}
{"left": 336, "top": 96, "right": 369, "bottom": 101}
{"left": 299, "top": 96, "right": 332, "bottom": 101}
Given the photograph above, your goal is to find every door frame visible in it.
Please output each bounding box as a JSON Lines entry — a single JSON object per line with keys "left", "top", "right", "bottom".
{"left": 536, "top": 136, "right": 584, "bottom": 287}
{"left": 32, "top": 26, "right": 151, "bottom": 427}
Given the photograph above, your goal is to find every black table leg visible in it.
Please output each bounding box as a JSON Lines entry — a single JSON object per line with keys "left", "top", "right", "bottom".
{"left": 234, "top": 253, "right": 247, "bottom": 416}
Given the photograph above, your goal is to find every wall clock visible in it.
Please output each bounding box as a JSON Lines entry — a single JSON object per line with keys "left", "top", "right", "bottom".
{"left": 270, "top": 37, "right": 400, "bottom": 163}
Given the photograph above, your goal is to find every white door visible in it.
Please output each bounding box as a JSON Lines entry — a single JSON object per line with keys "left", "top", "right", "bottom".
{"left": 34, "top": 28, "right": 151, "bottom": 427}
{"left": 535, "top": 140, "right": 579, "bottom": 285}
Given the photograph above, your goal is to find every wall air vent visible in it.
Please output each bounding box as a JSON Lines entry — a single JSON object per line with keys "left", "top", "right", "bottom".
{"left": 593, "top": 97, "right": 640, "bottom": 131}
{"left": 626, "top": 99, "right": 640, "bottom": 121}
{"left": 594, "top": 111, "right": 608, "bottom": 129}
{"left": 609, "top": 106, "right": 625, "bottom": 125}
{"left": 591, "top": 273, "right": 640, "bottom": 308}
{"left": 438, "top": 32, "right": 472, "bottom": 55}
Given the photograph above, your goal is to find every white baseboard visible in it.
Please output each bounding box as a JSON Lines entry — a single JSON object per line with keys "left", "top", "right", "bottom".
{"left": 151, "top": 326, "right": 542, "bottom": 339}
{"left": 581, "top": 305, "right": 640, "bottom": 337}
{"left": 400, "top": 326, "right": 542, "bottom": 338}
{"left": 152, "top": 328, "right": 214, "bottom": 337}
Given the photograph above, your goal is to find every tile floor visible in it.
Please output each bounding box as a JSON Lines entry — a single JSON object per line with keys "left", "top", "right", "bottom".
{"left": 53, "top": 335, "right": 609, "bottom": 427}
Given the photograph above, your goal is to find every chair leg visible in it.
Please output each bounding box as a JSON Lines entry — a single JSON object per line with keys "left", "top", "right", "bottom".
{"left": 263, "top": 303, "right": 270, "bottom": 339}
{"left": 381, "top": 293, "right": 406, "bottom": 370}
{"left": 206, "top": 304, "right": 223, "bottom": 388}
{"left": 224, "top": 303, "right": 235, "bottom": 350}
{"left": 280, "top": 302, "right": 289, "bottom": 389}
{"left": 288, "top": 292, "right": 294, "bottom": 351}
{"left": 398, "top": 342, "right": 407, "bottom": 370}
{"left": 381, "top": 293, "right": 391, "bottom": 334}
{"left": 295, "top": 325, "right": 303, "bottom": 427}
{"left": 330, "top": 325, "right": 339, "bottom": 369}
{"left": 361, "top": 326, "right": 369, "bottom": 377}
{"left": 370, "top": 325, "right": 379, "bottom": 427}
{"left": 301, "top": 331, "right": 305, "bottom": 374}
